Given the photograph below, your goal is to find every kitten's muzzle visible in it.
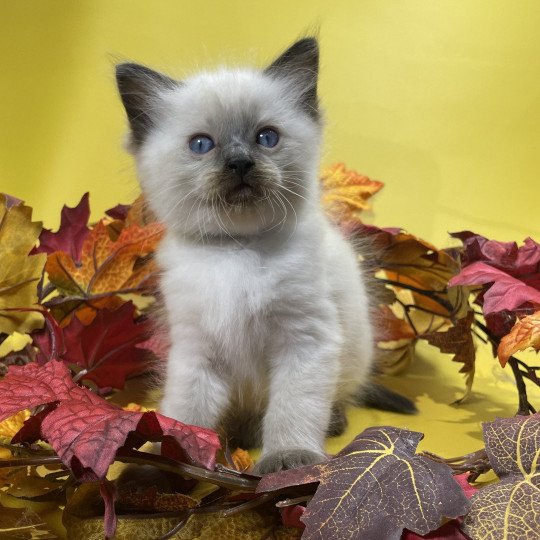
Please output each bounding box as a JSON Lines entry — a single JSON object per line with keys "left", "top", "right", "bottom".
{"left": 227, "top": 158, "right": 254, "bottom": 180}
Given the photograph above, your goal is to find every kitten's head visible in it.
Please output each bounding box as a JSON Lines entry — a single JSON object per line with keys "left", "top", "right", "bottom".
{"left": 116, "top": 38, "right": 322, "bottom": 239}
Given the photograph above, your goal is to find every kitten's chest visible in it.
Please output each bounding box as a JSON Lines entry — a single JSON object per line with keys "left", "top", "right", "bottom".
{"left": 159, "top": 240, "right": 277, "bottom": 359}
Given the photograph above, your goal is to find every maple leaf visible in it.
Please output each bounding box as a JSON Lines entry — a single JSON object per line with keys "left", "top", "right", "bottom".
{"left": 60, "top": 302, "right": 152, "bottom": 389}
{"left": 451, "top": 231, "right": 540, "bottom": 289}
{"left": 498, "top": 311, "right": 540, "bottom": 367}
{"left": 401, "top": 474, "right": 476, "bottom": 539}
{"left": 257, "top": 426, "right": 470, "bottom": 539}
{"left": 45, "top": 219, "right": 164, "bottom": 322}
{"left": 0, "top": 361, "right": 220, "bottom": 479}
{"left": 320, "top": 163, "right": 384, "bottom": 224}
{"left": 0, "top": 195, "right": 46, "bottom": 334}
{"left": 31, "top": 192, "right": 90, "bottom": 262}
{"left": 422, "top": 311, "right": 476, "bottom": 402}
{"left": 461, "top": 413, "right": 540, "bottom": 539}
{"left": 449, "top": 261, "right": 540, "bottom": 315}
{"left": 358, "top": 225, "right": 468, "bottom": 327}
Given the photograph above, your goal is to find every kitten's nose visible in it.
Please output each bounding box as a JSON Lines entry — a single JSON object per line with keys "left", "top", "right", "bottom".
{"left": 227, "top": 158, "right": 254, "bottom": 179}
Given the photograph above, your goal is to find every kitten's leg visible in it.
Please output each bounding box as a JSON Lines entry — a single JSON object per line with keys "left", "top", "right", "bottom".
{"left": 255, "top": 310, "right": 341, "bottom": 474}
{"left": 160, "top": 338, "right": 230, "bottom": 429}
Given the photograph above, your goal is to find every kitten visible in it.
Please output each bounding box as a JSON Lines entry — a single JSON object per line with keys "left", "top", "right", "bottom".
{"left": 116, "top": 38, "right": 411, "bottom": 474}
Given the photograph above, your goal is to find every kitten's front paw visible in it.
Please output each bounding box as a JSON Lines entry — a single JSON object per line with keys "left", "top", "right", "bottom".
{"left": 253, "top": 448, "right": 326, "bottom": 475}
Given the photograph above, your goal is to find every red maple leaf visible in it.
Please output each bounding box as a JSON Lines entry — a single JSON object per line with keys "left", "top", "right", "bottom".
{"left": 61, "top": 302, "right": 152, "bottom": 389}
{"left": 449, "top": 262, "right": 540, "bottom": 315}
{"left": 451, "top": 232, "right": 540, "bottom": 289}
{"left": 0, "top": 361, "right": 220, "bottom": 479}
{"left": 32, "top": 193, "right": 90, "bottom": 262}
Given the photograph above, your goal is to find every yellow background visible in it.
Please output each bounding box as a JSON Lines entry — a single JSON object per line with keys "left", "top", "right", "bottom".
{"left": 1, "top": 3, "right": 540, "bottom": 535}
{"left": 1, "top": 1, "right": 539, "bottom": 247}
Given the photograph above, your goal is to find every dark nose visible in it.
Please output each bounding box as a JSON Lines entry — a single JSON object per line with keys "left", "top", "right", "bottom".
{"left": 227, "top": 158, "right": 254, "bottom": 179}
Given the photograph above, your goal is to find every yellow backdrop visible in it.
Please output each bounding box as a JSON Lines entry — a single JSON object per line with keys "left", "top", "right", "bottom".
{"left": 1, "top": 4, "right": 540, "bottom": 531}
{"left": 1, "top": 1, "right": 539, "bottom": 247}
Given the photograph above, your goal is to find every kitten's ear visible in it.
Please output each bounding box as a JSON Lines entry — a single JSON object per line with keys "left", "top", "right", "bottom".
{"left": 265, "top": 38, "right": 319, "bottom": 120}
{"left": 116, "top": 63, "right": 177, "bottom": 146}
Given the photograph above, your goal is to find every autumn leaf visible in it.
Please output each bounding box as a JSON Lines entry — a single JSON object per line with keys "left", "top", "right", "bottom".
{"left": 45, "top": 219, "right": 164, "bottom": 321}
{"left": 422, "top": 311, "right": 476, "bottom": 402}
{"left": 31, "top": 192, "right": 90, "bottom": 262}
{"left": 321, "top": 163, "right": 384, "bottom": 224}
{"left": 257, "top": 426, "right": 470, "bottom": 539}
{"left": 461, "top": 413, "right": 540, "bottom": 539}
{"left": 449, "top": 262, "right": 540, "bottom": 315}
{"left": 497, "top": 311, "right": 540, "bottom": 367}
{"left": 60, "top": 302, "right": 152, "bottom": 389}
{"left": 0, "top": 195, "right": 46, "bottom": 334}
{"left": 451, "top": 231, "right": 540, "bottom": 289}
{"left": 0, "top": 361, "right": 220, "bottom": 479}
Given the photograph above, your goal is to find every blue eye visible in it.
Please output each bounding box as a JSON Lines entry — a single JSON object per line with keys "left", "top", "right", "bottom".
{"left": 256, "top": 128, "right": 279, "bottom": 148}
{"left": 189, "top": 135, "right": 215, "bottom": 154}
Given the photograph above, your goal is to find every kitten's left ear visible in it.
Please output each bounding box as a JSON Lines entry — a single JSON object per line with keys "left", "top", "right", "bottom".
{"left": 265, "top": 37, "right": 319, "bottom": 120}
{"left": 116, "top": 63, "right": 178, "bottom": 147}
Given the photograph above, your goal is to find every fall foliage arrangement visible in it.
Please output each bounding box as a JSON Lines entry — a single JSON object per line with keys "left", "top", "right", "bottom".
{"left": 1, "top": 165, "right": 540, "bottom": 539}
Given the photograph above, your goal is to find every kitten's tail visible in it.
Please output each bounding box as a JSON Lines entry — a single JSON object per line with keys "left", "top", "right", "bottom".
{"left": 357, "top": 383, "right": 418, "bottom": 414}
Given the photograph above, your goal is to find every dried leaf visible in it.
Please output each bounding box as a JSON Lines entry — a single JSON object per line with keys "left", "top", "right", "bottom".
{"left": 257, "top": 426, "right": 470, "bottom": 539}
{"left": 461, "top": 414, "right": 540, "bottom": 539}
{"left": 422, "top": 311, "right": 476, "bottom": 401}
{"left": 321, "top": 163, "right": 384, "bottom": 224}
{"left": 31, "top": 193, "right": 90, "bottom": 262}
{"left": 45, "top": 219, "right": 164, "bottom": 320}
{"left": 497, "top": 311, "right": 540, "bottom": 367}
{"left": 0, "top": 361, "right": 220, "bottom": 479}
{"left": 0, "top": 195, "right": 46, "bottom": 334}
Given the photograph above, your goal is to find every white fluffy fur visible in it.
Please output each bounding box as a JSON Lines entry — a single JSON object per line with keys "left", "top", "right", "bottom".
{"left": 124, "top": 48, "right": 374, "bottom": 469}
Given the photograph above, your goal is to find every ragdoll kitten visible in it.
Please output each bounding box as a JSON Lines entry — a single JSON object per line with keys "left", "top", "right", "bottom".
{"left": 116, "top": 38, "right": 412, "bottom": 474}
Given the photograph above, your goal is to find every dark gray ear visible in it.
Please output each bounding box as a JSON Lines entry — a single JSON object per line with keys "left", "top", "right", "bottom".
{"left": 116, "top": 63, "right": 177, "bottom": 146}
{"left": 265, "top": 38, "right": 319, "bottom": 120}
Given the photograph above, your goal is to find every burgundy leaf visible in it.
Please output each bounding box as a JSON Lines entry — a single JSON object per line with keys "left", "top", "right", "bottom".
{"left": 105, "top": 203, "right": 131, "bottom": 221}
{"left": 100, "top": 479, "right": 118, "bottom": 539}
{"left": 257, "top": 427, "right": 470, "bottom": 539}
{"left": 0, "top": 361, "right": 220, "bottom": 479}
{"left": 32, "top": 193, "right": 90, "bottom": 262}
{"left": 61, "top": 302, "right": 152, "bottom": 389}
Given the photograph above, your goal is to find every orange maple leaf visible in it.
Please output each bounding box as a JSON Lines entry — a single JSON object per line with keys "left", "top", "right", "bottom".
{"left": 45, "top": 220, "right": 164, "bottom": 323}
{"left": 321, "top": 163, "right": 384, "bottom": 224}
{"left": 498, "top": 311, "right": 540, "bottom": 367}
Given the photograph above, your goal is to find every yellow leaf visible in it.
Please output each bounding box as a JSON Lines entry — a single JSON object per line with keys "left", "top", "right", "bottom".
{"left": 230, "top": 448, "right": 254, "bottom": 472}
{"left": 0, "top": 409, "right": 30, "bottom": 439}
{"left": 0, "top": 196, "right": 46, "bottom": 334}
{"left": 321, "top": 163, "right": 383, "bottom": 224}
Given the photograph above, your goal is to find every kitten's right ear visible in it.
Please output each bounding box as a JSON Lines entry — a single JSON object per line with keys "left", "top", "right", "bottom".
{"left": 115, "top": 63, "right": 177, "bottom": 146}
{"left": 265, "top": 38, "right": 319, "bottom": 120}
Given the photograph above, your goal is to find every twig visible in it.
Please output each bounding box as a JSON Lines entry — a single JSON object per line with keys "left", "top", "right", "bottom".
{"left": 275, "top": 495, "right": 313, "bottom": 508}
{"left": 474, "top": 318, "right": 537, "bottom": 415}
{"left": 422, "top": 448, "right": 491, "bottom": 482}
